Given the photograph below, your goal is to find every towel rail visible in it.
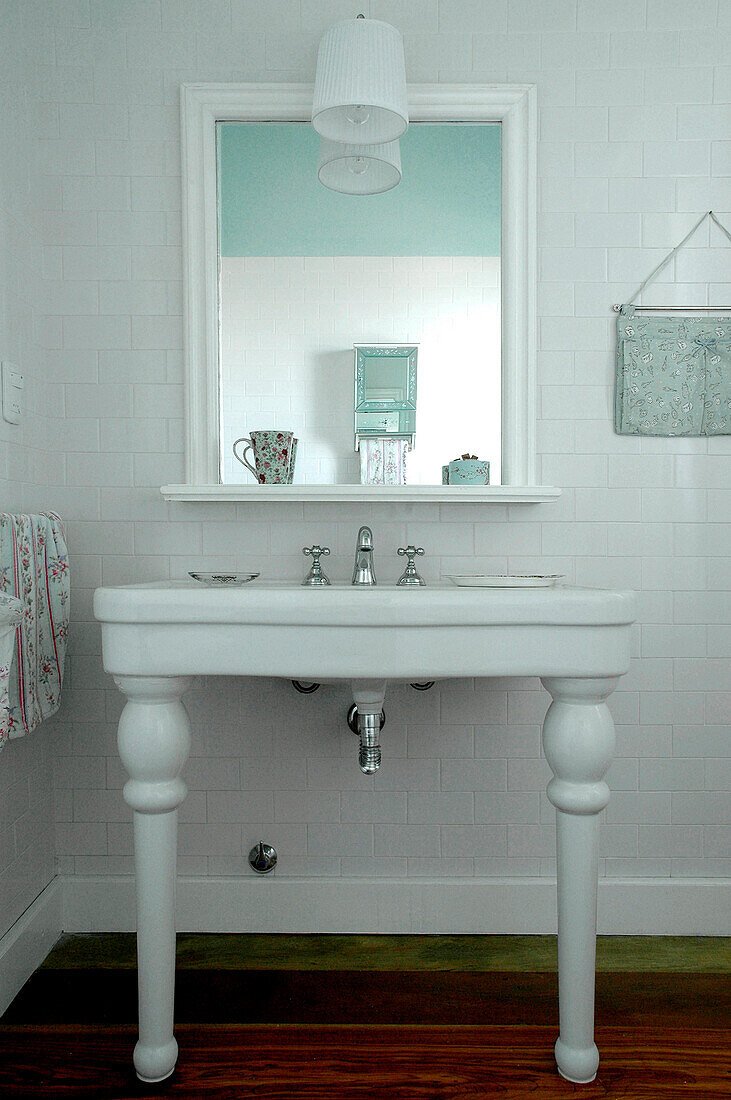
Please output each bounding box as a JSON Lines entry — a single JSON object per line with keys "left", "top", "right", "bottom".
{"left": 612, "top": 304, "right": 731, "bottom": 313}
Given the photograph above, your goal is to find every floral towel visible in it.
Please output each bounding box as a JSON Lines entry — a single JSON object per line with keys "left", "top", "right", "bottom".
{"left": 615, "top": 310, "right": 731, "bottom": 436}
{"left": 0, "top": 513, "right": 69, "bottom": 749}
{"left": 0, "top": 595, "right": 22, "bottom": 743}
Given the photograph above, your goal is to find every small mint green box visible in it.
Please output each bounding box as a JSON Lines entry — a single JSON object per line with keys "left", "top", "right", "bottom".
{"left": 442, "top": 459, "right": 490, "bottom": 485}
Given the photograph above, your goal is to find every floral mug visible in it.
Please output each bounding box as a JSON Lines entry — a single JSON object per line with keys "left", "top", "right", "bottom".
{"left": 233, "top": 430, "right": 298, "bottom": 484}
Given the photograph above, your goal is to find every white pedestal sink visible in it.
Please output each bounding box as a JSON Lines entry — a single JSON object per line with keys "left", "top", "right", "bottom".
{"left": 94, "top": 581, "right": 635, "bottom": 1085}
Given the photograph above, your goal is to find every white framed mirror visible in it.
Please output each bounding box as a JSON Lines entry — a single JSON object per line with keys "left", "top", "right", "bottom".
{"left": 167, "top": 83, "right": 558, "bottom": 503}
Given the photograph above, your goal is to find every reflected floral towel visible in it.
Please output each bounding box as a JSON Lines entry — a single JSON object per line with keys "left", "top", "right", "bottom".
{"left": 359, "top": 438, "right": 409, "bottom": 485}
{"left": 615, "top": 310, "right": 731, "bottom": 436}
{"left": 0, "top": 513, "right": 69, "bottom": 749}
{"left": 360, "top": 437, "right": 384, "bottom": 484}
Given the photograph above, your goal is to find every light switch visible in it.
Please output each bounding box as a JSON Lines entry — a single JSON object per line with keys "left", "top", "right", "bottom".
{"left": 2, "top": 362, "right": 24, "bottom": 425}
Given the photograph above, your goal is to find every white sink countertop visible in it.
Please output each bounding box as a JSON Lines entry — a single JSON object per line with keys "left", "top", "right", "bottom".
{"left": 94, "top": 582, "right": 636, "bottom": 681}
{"left": 94, "top": 581, "right": 635, "bottom": 627}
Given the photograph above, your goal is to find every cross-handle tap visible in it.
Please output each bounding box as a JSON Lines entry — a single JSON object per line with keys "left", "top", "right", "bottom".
{"left": 302, "top": 545, "right": 331, "bottom": 586}
{"left": 352, "top": 525, "right": 376, "bottom": 586}
{"left": 396, "top": 545, "right": 426, "bottom": 586}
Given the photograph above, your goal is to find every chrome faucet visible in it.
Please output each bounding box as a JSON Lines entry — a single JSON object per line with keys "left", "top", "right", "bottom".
{"left": 352, "top": 525, "right": 376, "bottom": 585}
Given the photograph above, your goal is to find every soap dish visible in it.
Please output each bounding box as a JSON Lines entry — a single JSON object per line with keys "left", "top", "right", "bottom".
{"left": 444, "top": 574, "right": 564, "bottom": 588}
{"left": 189, "top": 572, "right": 260, "bottom": 586}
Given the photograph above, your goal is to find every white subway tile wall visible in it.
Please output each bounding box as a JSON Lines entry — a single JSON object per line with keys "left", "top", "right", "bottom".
{"left": 0, "top": 1, "right": 58, "bottom": 936}
{"left": 0, "top": 2, "right": 728, "bottom": 913}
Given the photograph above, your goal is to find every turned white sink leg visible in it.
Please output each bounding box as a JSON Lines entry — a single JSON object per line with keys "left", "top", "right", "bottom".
{"left": 540, "top": 676, "right": 617, "bottom": 1085}
{"left": 115, "top": 675, "right": 192, "bottom": 1084}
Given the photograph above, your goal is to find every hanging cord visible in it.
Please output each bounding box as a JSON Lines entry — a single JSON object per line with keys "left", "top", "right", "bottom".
{"left": 616, "top": 211, "right": 731, "bottom": 313}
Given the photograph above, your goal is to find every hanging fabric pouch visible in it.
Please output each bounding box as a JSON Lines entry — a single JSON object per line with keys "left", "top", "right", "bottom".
{"left": 615, "top": 212, "right": 731, "bottom": 436}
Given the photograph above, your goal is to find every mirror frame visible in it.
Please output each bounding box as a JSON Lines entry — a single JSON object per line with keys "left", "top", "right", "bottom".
{"left": 171, "top": 82, "right": 556, "bottom": 502}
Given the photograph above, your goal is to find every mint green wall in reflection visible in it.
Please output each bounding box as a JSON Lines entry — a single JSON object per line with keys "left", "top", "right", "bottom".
{"left": 218, "top": 123, "right": 501, "bottom": 257}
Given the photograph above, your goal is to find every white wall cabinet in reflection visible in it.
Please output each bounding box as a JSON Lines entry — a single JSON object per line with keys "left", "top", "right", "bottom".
{"left": 354, "top": 344, "right": 417, "bottom": 449}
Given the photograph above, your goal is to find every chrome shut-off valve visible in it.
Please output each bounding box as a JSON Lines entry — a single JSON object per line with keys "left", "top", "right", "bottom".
{"left": 248, "top": 841, "right": 277, "bottom": 874}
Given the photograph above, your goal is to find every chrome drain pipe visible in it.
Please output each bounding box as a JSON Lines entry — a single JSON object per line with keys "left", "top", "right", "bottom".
{"left": 349, "top": 681, "right": 387, "bottom": 776}
{"left": 347, "top": 702, "right": 386, "bottom": 774}
{"left": 357, "top": 710, "right": 382, "bottom": 775}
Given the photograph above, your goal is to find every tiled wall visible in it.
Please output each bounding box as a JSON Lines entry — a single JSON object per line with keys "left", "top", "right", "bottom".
{"left": 0, "top": 1, "right": 56, "bottom": 939}
{"left": 220, "top": 256, "right": 501, "bottom": 484}
{"left": 0, "top": 0, "right": 35, "bottom": 511}
{"left": 10, "top": 1, "right": 728, "bottom": 899}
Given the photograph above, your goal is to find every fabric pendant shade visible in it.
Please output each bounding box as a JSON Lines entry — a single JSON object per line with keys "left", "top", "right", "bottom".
{"left": 318, "top": 138, "right": 401, "bottom": 195}
{"left": 312, "top": 17, "right": 408, "bottom": 146}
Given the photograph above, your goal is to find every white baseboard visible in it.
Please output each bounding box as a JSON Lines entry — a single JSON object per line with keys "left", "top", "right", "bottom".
{"left": 0, "top": 874, "right": 726, "bottom": 1010}
{"left": 0, "top": 877, "right": 63, "bottom": 1015}
{"left": 61, "top": 875, "right": 731, "bottom": 936}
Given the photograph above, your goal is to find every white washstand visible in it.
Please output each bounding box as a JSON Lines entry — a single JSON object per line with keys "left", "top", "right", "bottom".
{"left": 94, "top": 581, "right": 635, "bottom": 1086}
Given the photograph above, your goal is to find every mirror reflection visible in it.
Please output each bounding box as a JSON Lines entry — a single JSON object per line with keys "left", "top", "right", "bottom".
{"left": 217, "top": 122, "right": 501, "bottom": 486}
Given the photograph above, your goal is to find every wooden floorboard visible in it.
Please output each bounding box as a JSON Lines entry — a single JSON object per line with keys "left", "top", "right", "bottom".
{"left": 0, "top": 1024, "right": 727, "bottom": 1099}
{"left": 40, "top": 933, "right": 731, "bottom": 974}
{"left": 3, "top": 937, "right": 729, "bottom": 1097}
{"left": 4, "top": 969, "right": 730, "bottom": 1028}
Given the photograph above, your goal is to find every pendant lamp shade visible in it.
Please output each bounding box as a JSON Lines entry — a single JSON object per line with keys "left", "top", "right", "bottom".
{"left": 312, "top": 18, "right": 408, "bottom": 146}
{"left": 318, "top": 139, "right": 402, "bottom": 195}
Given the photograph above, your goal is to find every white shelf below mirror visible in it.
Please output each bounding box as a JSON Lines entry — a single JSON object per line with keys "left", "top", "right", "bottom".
{"left": 161, "top": 484, "right": 560, "bottom": 503}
